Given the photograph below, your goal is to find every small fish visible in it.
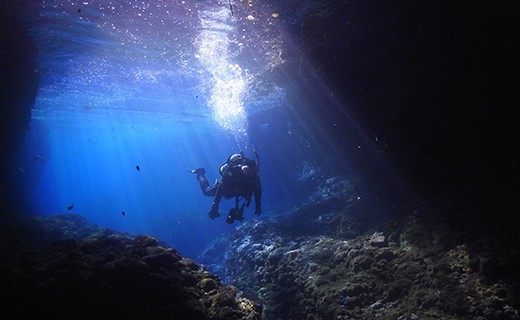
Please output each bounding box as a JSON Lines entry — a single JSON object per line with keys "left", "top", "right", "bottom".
{"left": 388, "top": 220, "right": 398, "bottom": 229}
{"left": 136, "top": 165, "right": 140, "bottom": 171}
{"left": 33, "top": 155, "right": 45, "bottom": 162}
{"left": 121, "top": 211, "right": 126, "bottom": 216}
{"left": 67, "top": 205, "right": 74, "bottom": 211}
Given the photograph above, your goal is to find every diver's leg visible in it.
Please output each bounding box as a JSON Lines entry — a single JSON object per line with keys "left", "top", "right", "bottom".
{"left": 189, "top": 168, "right": 213, "bottom": 195}
{"left": 208, "top": 182, "right": 224, "bottom": 219}
{"left": 189, "top": 168, "right": 221, "bottom": 219}
{"left": 197, "top": 174, "right": 217, "bottom": 196}
{"left": 198, "top": 177, "right": 220, "bottom": 220}
{"left": 191, "top": 168, "right": 218, "bottom": 197}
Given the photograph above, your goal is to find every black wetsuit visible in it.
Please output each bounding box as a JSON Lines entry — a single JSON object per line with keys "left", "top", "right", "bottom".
{"left": 197, "top": 164, "right": 262, "bottom": 213}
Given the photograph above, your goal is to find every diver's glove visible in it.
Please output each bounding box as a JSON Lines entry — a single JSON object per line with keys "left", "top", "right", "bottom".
{"left": 255, "top": 205, "right": 261, "bottom": 216}
{"left": 208, "top": 203, "right": 220, "bottom": 219}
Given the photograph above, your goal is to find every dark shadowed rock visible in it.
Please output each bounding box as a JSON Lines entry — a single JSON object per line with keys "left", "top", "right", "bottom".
{"left": 221, "top": 177, "right": 520, "bottom": 320}
{"left": 0, "top": 213, "right": 260, "bottom": 320}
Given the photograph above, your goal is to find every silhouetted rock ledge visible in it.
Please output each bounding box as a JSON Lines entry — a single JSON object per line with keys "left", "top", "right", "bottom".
{"left": 0, "top": 213, "right": 260, "bottom": 320}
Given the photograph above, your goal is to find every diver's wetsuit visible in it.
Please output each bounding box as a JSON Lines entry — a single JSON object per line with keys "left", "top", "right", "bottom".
{"left": 197, "top": 173, "right": 217, "bottom": 197}
{"left": 196, "top": 164, "right": 262, "bottom": 219}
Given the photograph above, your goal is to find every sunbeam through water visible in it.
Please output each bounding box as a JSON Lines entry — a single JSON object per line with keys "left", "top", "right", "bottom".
{"left": 8, "top": 0, "right": 388, "bottom": 260}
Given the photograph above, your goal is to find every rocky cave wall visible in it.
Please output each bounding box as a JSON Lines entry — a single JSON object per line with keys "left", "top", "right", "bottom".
{"left": 276, "top": 0, "right": 519, "bottom": 218}
{"left": 0, "top": 3, "right": 40, "bottom": 207}
{"left": 219, "top": 178, "right": 520, "bottom": 320}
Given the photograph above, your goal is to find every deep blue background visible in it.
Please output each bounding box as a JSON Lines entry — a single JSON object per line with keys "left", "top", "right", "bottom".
{"left": 12, "top": 104, "right": 331, "bottom": 258}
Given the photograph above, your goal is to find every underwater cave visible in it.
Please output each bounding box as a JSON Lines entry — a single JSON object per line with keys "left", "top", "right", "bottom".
{"left": 1, "top": 1, "right": 519, "bottom": 319}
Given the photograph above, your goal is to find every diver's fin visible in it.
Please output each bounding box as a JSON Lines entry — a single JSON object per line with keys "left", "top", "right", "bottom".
{"left": 187, "top": 168, "right": 205, "bottom": 175}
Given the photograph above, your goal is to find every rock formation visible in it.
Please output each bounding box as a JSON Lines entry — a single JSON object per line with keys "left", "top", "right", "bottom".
{"left": 203, "top": 177, "right": 520, "bottom": 319}
{"left": 0, "top": 212, "right": 260, "bottom": 320}
{"left": 0, "top": 4, "right": 40, "bottom": 204}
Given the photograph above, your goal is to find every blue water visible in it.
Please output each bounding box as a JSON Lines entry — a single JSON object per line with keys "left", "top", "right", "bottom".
{"left": 15, "top": 105, "right": 312, "bottom": 257}
{"left": 10, "top": 0, "right": 386, "bottom": 259}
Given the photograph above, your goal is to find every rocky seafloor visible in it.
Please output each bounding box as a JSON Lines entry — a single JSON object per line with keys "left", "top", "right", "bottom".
{"left": 199, "top": 177, "right": 520, "bottom": 320}
{"left": 0, "top": 211, "right": 260, "bottom": 320}
{"left": 1, "top": 177, "right": 519, "bottom": 320}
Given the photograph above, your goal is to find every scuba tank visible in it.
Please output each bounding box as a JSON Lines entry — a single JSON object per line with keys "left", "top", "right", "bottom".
{"left": 219, "top": 152, "right": 244, "bottom": 176}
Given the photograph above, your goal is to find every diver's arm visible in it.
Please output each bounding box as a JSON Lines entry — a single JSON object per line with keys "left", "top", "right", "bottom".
{"left": 209, "top": 179, "right": 224, "bottom": 208}
{"left": 253, "top": 178, "right": 262, "bottom": 215}
{"left": 213, "top": 183, "right": 223, "bottom": 207}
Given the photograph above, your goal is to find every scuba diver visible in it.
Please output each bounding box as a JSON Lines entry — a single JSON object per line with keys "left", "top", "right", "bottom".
{"left": 188, "top": 151, "right": 262, "bottom": 224}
